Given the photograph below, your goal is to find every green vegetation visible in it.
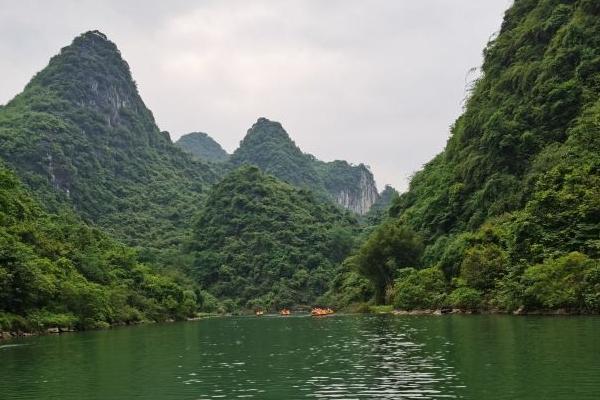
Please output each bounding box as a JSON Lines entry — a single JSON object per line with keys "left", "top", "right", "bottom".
{"left": 353, "top": 221, "right": 424, "bottom": 304}
{"left": 0, "top": 31, "right": 380, "bottom": 325}
{"left": 0, "top": 163, "right": 200, "bottom": 332}
{"left": 0, "top": 31, "right": 217, "bottom": 255}
{"left": 229, "top": 117, "right": 379, "bottom": 214}
{"left": 350, "top": 0, "right": 600, "bottom": 313}
{"left": 393, "top": 267, "right": 447, "bottom": 311}
{"left": 188, "top": 166, "right": 358, "bottom": 310}
{"left": 319, "top": 257, "right": 373, "bottom": 310}
{"left": 229, "top": 118, "right": 323, "bottom": 191}
{"left": 2, "top": 0, "right": 599, "bottom": 329}
{"left": 520, "top": 252, "right": 600, "bottom": 311}
{"left": 176, "top": 132, "right": 229, "bottom": 162}
{"left": 363, "top": 185, "right": 399, "bottom": 225}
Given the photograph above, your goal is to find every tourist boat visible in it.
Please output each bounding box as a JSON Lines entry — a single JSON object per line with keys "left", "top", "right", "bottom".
{"left": 280, "top": 308, "right": 291, "bottom": 316}
{"left": 255, "top": 310, "right": 264, "bottom": 316}
{"left": 311, "top": 307, "right": 334, "bottom": 316}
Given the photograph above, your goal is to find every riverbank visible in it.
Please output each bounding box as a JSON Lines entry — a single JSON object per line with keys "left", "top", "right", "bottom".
{"left": 3, "top": 306, "right": 597, "bottom": 342}
{"left": 0, "top": 313, "right": 220, "bottom": 341}
{"left": 357, "top": 304, "right": 598, "bottom": 316}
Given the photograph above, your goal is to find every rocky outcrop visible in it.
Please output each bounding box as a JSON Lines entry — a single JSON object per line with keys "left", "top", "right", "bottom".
{"left": 229, "top": 117, "right": 380, "bottom": 214}
{"left": 326, "top": 164, "right": 379, "bottom": 214}
{"left": 59, "top": 31, "right": 144, "bottom": 127}
{"left": 364, "top": 185, "right": 399, "bottom": 222}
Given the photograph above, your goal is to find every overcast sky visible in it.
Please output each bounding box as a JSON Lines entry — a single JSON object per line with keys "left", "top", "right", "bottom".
{"left": 0, "top": 0, "right": 512, "bottom": 191}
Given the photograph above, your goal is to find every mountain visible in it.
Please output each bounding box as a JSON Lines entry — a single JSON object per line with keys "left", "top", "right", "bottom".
{"left": 0, "top": 30, "right": 376, "bottom": 317}
{"left": 0, "top": 163, "right": 199, "bottom": 333}
{"left": 229, "top": 117, "right": 379, "bottom": 214}
{"left": 364, "top": 185, "right": 399, "bottom": 224}
{"left": 0, "top": 31, "right": 217, "bottom": 251}
{"left": 316, "top": 159, "right": 380, "bottom": 215}
{"left": 176, "top": 132, "right": 229, "bottom": 162}
{"left": 188, "top": 165, "right": 359, "bottom": 310}
{"left": 351, "top": 0, "right": 600, "bottom": 311}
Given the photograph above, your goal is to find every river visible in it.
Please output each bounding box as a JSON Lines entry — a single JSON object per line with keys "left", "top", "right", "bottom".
{"left": 1, "top": 314, "right": 599, "bottom": 399}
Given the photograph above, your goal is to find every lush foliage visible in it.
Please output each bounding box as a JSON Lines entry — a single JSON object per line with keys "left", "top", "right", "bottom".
{"left": 0, "top": 31, "right": 381, "bottom": 324}
{"left": 319, "top": 257, "right": 373, "bottom": 310}
{"left": 2, "top": 1, "right": 598, "bottom": 328}
{"left": 229, "top": 117, "right": 379, "bottom": 214}
{"left": 0, "top": 164, "right": 200, "bottom": 332}
{"left": 176, "top": 131, "right": 229, "bottom": 162}
{"left": 363, "top": 185, "right": 399, "bottom": 225}
{"left": 521, "top": 252, "right": 600, "bottom": 311}
{"left": 392, "top": 267, "right": 447, "bottom": 310}
{"left": 188, "top": 166, "right": 358, "bottom": 310}
{"left": 353, "top": 221, "right": 423, "bottom": 303}
{"left": 351, "top": 0, "right": 600, "bottom": 312}
{"left": 0, "top": 31, "right": 217, "bottom": 254}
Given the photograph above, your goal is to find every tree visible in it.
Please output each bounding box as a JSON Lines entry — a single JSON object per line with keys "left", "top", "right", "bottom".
{"left": 355, "top": 221, "right": 423, "bottom": 304}
{"left": 460, "top": 243, "right": 508, "bottom": 290}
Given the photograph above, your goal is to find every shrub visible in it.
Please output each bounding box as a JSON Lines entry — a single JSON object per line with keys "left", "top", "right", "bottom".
{"left": 583, "top": 265, "right": 600, "bottom": 311}
{"left": 522, "top": 252, "right": 598, "bottom": 310}
{"left": 460, "top": 243, "right": 508, "bottom": 290}
{"left": 392, "top": 267, "right": 447, "bottom": 310}
{"left": 448, "top": 287, "right": 482, "bottom": 310}
{"left": 0, "top": 312, "right": 30, "bottom": 332}
{"left": 27, "top": 310, "right": 78, "bottom": 330}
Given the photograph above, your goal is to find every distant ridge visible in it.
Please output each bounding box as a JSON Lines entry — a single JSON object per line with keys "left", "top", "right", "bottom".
{"left": 176, "top": 132, "right": 229, "bottom": 162}
{"left": 229, "top": 117, "right": 379, "bottom": 214}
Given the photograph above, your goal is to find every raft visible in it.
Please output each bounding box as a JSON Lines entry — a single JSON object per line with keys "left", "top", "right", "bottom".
{"left": 311, "top": 307, "right": 334, "bottom": 316}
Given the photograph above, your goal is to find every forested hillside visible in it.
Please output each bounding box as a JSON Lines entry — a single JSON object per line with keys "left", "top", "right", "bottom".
{"left": 188, "top": 166, "right": 359, "bottom": 310}
{"left": 229, "top": 118, "right": 379, "bottom": 214}
{"left": 351, "top": 0, "right": 600, "bottom": 312}
{"left": 0, "top": 31, "right": 217, "bottom": 252}
{"left": 0, "top": 163, "right": 199, "bottom": 332}
{"left": 0, "top": 30, "right": 388, "bottom": 327}
{"left": 364, "top": 185, "right": 399, "bottom": 225}
{"left": 176, "top": 132, "right": 229, "bottom": 162}
{"left": 3, "top": 0, "right": 597, "bottom": 329}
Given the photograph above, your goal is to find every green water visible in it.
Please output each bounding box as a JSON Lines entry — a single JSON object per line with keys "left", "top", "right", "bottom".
{"left": 1, "top": 315, "right": 599, "bottom": 399}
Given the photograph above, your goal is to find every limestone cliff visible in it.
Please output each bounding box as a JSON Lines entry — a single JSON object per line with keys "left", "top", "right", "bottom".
{"left": 319, "top": 161, "right": 379, "bottom": 215}
{"left": 229, "top": 117, "right": 379, "bottom": 214}
{"left": 333, "top": 167, "right": 379, "bottom": 215}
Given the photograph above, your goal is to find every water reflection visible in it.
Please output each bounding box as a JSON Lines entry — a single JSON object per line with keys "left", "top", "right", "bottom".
{"left": 177, "top": 315, "right": 463, "bottom": 399}
{"left": 2, "top": 315, "right": 599, "bottom": 399}
{"left": 305, "top": 317, "right": 461, "bottom": 399}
